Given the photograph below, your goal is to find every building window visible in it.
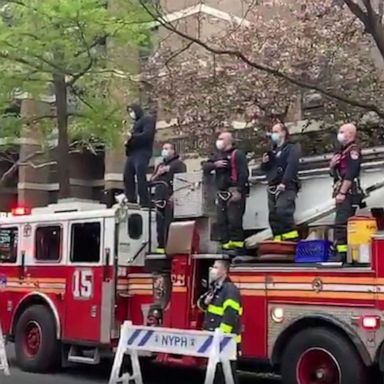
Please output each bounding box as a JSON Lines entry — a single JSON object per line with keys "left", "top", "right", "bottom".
{"left": 128, "top": 214, "right": 143, "bottom": 240}
{"left": 35, "top": 226, "right": 61, "bottom": 262}
{"left": 0, "top": 227, "right": 18, "bottom": 263}
{"left": 71, "top": 222, "right": 101, "bottom": 263}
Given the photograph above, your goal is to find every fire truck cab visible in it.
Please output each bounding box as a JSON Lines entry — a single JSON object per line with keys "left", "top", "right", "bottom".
{"left": 0, "top": 199, "right": 156, "bottom": 372}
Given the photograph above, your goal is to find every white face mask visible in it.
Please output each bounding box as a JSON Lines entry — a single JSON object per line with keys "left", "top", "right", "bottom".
{"left": 216, "top": 139, "right": 225, "bottom": 151}
{"left": 129, "top": 111, "right": 136, "bottom": 119}
{"left": 161, "top": 149, "right": 170, "bottom": 159}
{"left": 337, "top": 132, "right": 346, "bottom": 144}
{"left": 209, "top": 267, "right": 220, "bottom": 283}
{"left": 271, "top": 132, "right": 283, "bottom": 146}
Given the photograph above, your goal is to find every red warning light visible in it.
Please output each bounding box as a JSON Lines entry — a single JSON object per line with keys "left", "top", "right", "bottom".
{"left": 11, "top": 207, "right": 31, "bottom": 216}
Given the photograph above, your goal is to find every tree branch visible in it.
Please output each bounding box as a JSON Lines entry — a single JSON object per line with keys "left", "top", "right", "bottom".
{"left": 19, "top": 112, "right": 86, "bottom": 126}
{"left": 344, "top": 0, "right": 384, "bottom": 58}
{"left": 164, "top": 41, "right": 193, "bottom": 67}
{"left": 0, "top": 150, "right": 43, "bottom": 185}
{"left": 67, "top": 16, "right": 95, "bottom": 86}
{"left": 18, "top": 160, "right": 56, "bottom": 168}
{"left": 343, "top": 0, "right": 369, "bottom": 25}
{"left": 140, "top": 0, "right": 384, "bottom": 118}
{"left": 68, "top": 84, "right": 96, "bottom": 111}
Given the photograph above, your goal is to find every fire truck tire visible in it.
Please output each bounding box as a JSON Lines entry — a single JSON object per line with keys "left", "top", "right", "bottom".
{"left": 14, "top": 304, "right": 60, "bottom": 372}
{"left": 280, "top": 327, "right": 367, "bottom": 384}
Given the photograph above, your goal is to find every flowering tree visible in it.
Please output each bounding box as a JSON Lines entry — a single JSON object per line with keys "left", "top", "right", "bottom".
{"left": 0, "top": 0, "right": 149, "bottom": 195}
{"left": 141, "top": 0, "right": 384, "bottom": 155}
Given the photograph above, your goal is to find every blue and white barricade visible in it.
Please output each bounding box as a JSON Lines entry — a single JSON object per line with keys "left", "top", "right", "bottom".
{"left": 0, "top": 321, "right": 10, "bottom": 376}
{"left": 109, "top": 321, "right": 237, "bottom": 384}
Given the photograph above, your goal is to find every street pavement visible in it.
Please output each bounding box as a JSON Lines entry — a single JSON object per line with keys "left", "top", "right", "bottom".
{"left": 2, "top": 345, "right": 281, "bottom": 384}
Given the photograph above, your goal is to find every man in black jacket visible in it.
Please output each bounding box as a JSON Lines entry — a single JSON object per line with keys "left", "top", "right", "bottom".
{"left": 124, "top": 104, "right": 156, "bottom": 208}
{"left": 329, "top": 123, "right": 362, "bottom": 261}
{"left": 150, "top": 142, "right": 186, "bottom": 254}
{"left": 197, "top": 259, "right": 242, "bottom": 384}
{"left": 202, "top": 132, "right": 249, "bottom": 253}
{"left": 261, "top": 123, "right": 301, "bottom": 241}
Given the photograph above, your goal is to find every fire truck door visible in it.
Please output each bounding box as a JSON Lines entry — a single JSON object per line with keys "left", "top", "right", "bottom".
{"left": 63, "top": 218, "right": 114, "bottom": 344}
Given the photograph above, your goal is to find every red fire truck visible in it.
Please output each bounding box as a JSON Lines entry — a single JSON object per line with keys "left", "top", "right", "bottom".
{"left": 2, "top": 146, "right": 384, "bottom": 384}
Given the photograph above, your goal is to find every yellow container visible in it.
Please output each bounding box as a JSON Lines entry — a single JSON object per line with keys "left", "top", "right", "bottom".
{"left": 347, "top": 216, "right": 377, "bottom": 263}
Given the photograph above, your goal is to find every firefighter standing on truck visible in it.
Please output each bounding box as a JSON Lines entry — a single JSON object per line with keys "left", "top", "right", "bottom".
{"left": 150, "top": 142, "right": 186, "bottom": 254}
{"left": 197, "top": 259, "right": 242, "bottom": 384}
{"left": 202, "top": 132, "right": 249, "bottom": 253}
{"left": 330, "top": 123, "right": 362, "bottom": 262}
{"left": 261, "top": 123, "right": 301, "bottom": 241}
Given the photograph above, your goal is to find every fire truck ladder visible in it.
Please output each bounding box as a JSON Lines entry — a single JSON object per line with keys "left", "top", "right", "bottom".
{"left": 245, "top": 179, "right": 384, "bottom": 248}
{"left": 0, "top": 322, "right": 10, "bottom": 376}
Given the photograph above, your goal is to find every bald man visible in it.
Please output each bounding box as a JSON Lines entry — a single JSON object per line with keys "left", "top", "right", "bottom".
{"left": 330, "top": 123, "right": 362, "bottom": 261}
{"left": 202, "top": 132, "right": 249, "bottom": 254}
{"left": 261, "top": 123, "right": 301, "bottom": 241}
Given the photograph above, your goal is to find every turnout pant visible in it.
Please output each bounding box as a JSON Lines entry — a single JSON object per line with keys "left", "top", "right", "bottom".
{"left": 216, "top": 192, "right": 246, "bottom": 245}
{"left": 213, "top": 360, "right": 239, "bottom": 384}
{"left": 123, "top": 152, "right": 151, "bottom": 207}
{"left": 334, "top": 194, "right": 356, "bottom": 254}
{"left": 268, "top": 188, "right": 298, "bottom": 240}
{"left": 156, "top": 202, "right": 173, "bottom": 250}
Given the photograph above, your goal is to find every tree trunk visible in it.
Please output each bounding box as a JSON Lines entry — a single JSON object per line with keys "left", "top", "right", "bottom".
{"left": 371, "top": 20, "right": 384, "bottom": 61}
{"left": 53, "top": 72, "right": 70, "bottom": 199}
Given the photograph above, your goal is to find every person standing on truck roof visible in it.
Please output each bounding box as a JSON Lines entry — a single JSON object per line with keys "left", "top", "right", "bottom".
{"left": 150, "top": 142, "right": 187, "bottom": 254}
{"left": 202, "top": 132, "right": 249, "bottom": 254}
{"left": 197, "top": 259, "right": 242, "bottom": 384}
{"left": 261, "top": 123, "right": 301, "bottom": 242}
{"left": 330, "top": 123, "right": 363, "bottom": 262}
{"left": 124, "top": 103, "right": 156, "bottom": 208}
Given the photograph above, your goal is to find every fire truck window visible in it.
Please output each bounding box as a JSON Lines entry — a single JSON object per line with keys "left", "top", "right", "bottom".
{"left": 71, "top": 222, "right": 100, "bottom": 263}
{"left": 128, "top": 214, "right": 143, "bottom": 240}
{"left": 0, "top": 227, "right": 18, "bottom": 263}
{"left": 35, "top": 226, "right": 61, "bottom": 261}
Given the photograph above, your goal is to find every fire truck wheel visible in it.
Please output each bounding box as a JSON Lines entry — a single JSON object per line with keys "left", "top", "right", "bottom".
{"left": 14, "top": 304, "right": 60, "bottom": 372}
{"left": 281, "top": 327, "right": 367, "bottom": 384}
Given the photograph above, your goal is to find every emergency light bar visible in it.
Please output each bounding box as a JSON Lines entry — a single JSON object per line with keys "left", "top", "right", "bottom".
{"left": 11, "top": 207, "right": 31, "bottom": 216}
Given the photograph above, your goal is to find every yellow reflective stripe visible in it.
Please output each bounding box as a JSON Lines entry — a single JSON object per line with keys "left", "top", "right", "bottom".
{"left": 209, "top": 300, "right": 242, "bottom": 316}
{"left": 281, "top": 230, "right": 299, "bottom": 240}
{"left": 223, "top": 241, "right": 244, "bottom": 249}
{"left": 273, "top": 235, "right": 282, "bottom": 241}
{"left": 219, "top": 323, "right": 233, "bottom": 333}
{"left": 207, "top": 305, "right": 224, "bottom": 316}
{"left": 336, "top": 244, "right": 348, "bottom": 252}
{"left": 223, "top": 299, "right": 242, "bottom": 314}
{"left": 155, "top": 247, "right": 165, "bottom": 254}
{"left": 236, "top": 334, "right": 241, "bottom": 343}
{"left": 229, "top": 241, "right": 244, "bottom": 248}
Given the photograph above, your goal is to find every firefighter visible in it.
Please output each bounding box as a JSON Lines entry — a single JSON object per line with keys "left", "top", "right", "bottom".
{"left": 124, "top": 104, "right": 156, "bottom": 208}
{"left": 197, "top": 259, "right": 242, "bottom": 384}
{"left": 330, "top": 123, "right": 362, "bottom": 261}
{"left": 202, "top": 132, "right": 249, "bottom": 253}
{"left": 261, "top": 123, "right": 301, "bottom": 241}
{"left": 150, "top": 142, "right": 186, "bottom": 254}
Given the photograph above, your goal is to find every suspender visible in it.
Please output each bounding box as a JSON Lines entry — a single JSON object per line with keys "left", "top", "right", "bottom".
{"left": 230, "top": 150, "right": 238, "bottom": 183}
